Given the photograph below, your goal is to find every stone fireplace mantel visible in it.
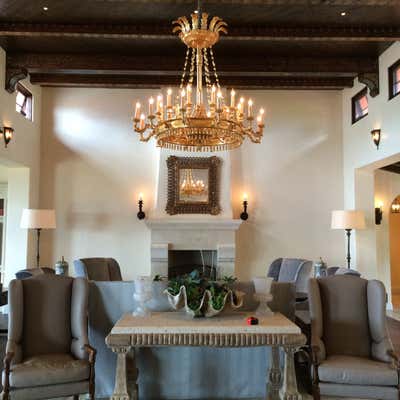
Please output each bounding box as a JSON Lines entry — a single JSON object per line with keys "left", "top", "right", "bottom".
{"left": 145, "top": 217, "right": 243, "bottom": 277}
{"left": 145, "top": 217, "right": 242, "bottom": 231}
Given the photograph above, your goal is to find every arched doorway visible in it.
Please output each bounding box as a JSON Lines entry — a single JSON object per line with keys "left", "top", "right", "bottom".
{"left": 390, "top": 195, "right": 400, "bottom": 310}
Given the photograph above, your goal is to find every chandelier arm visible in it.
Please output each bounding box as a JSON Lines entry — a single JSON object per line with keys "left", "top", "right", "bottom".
{"left": 245, "top": 128, "right": 263, "bottom": 144}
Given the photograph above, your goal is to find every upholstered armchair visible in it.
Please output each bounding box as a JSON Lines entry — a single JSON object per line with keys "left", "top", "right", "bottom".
{"left": 267, "top": 258, "right": 312, "bottom": 294}
{"left": 2, "top": 275, "right": 96, "bottom": 400}
{"left": 309, "top": 275, "right": 399, "bottom": 400}
{"left": 74, "top": 257, "right": 122, "bottom": 281}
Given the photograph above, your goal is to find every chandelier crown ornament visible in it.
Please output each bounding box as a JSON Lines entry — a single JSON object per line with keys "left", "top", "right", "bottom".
{"left": 132, "top": 1, "right": 265, "bottom": 152}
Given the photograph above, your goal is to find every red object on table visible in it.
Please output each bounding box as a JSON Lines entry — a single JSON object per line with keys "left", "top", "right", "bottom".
{"left": 247, "top": 316, "right": 259, "bottom": 325}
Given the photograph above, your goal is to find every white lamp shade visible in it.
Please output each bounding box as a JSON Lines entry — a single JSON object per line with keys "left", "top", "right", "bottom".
{"left": 20, "top": 209, "right": 56, "bottom": 229}
{"left": 331, "top": 210, "right": 366, "bottom": 230}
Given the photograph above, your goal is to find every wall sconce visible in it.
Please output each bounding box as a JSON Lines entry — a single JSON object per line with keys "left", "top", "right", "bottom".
{"left": 137, "top": 193, "right": 146, "bottom": 220}
{"left": 371, "top": 129, "right": 381, "bottom": 150}
{"left": 0, "top": 126, "right": 14, "bottom": 148}
{"left": 375, "top": 201, "right": 383, "bottom": 225}
{"left": 391, "top": 197, "right": 400, "bottom": 213}
{"left": 240, "top": 193, "right": 249, "bottom": 221}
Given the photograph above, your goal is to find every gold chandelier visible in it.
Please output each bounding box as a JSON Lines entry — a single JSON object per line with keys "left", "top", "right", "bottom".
{"left": 180, "top": 169, "right": 207, "bottom": 196}
{"left": 132, "top": 2, "right": 265, "bottom": 152}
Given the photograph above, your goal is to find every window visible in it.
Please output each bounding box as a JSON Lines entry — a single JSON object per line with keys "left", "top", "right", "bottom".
{"left": 352, "top": 88, "right": 368, "bottom": 124}
{"left": 389, "top": 59, "right": 400, "bottom": 100}
{"left": 15, "top": 83, "right": 33, "bottom": 121}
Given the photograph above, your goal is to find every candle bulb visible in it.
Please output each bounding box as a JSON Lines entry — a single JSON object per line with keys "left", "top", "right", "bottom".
{"left": 230, "top": 89, "right": 236, "bottom": 108}
{"left": 134, "top": 102, "right": 141, "bottom": 120}
{"left": 139, "top": 192, "right": 143, "bottom": 201}
{"left": 187, "top": 84, "right": 192, "bottom": 105}
{"left": 248, "top": 99, "right": 253, "bottom": 118}
{"left": 149, "top": 97, "right": 154, "bottom": 115}
{"left": 211, "top": 85, "right": 216, "bottom": 105}
{"left": 139, "top": 113, "right": 146, "bottom": 130}
{"left": 243, "top": 193, "right": 248, "bottom": 202}
{"left": 167, "top": 88, "right": 172, "bottom": 108}
{"left": 259, "top": 108, "right": 265, "bottom": 123}
{"left": 180, "top": 89, "right": 186, "bottom": 109}
{"left": 156, "top": 95, "right": 162, "bottom": 114}
{"left": 217, "top": 90, "right": 223, "bottom": 110}
{"left": 257, "top": 115, "right": 262, "bottom": 126}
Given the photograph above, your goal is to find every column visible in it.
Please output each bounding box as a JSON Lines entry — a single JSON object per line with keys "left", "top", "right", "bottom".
{"left": 111, "top": 345, "right": 131, "bottom": 400}
{"left": 267, "top": 346, "right": 282, "bottom": 400}
{"left": 279, "top": 346, "right": 302, "bottom": 400}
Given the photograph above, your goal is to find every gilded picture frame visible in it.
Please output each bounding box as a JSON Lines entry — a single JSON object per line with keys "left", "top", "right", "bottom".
{"left": 166, "top": 156, "right": 221, "bottom": 215}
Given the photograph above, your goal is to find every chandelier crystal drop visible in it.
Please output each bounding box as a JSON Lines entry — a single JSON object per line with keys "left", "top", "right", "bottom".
{"left": 132, "top": 3, "right": 265, "bottom": 152}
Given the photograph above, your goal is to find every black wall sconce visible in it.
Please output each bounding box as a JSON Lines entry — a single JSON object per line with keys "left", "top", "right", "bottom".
{"left": 137, "top": 193, "right": 146, "bottom": 220}
{"left": 240, "top": 193, "right": 249, "bottom": 221}
{"left": 375, "top": 202, "right": 383, "bottom": 225}
{"left": 0, "top": 126, "right": 14, "bottom": 148}
{"left": 371, "top": 129, "right": 381, "bottom": 150}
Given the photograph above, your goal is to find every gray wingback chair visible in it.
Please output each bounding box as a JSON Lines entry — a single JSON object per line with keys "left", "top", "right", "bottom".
{"left": 1, "top": 275, "right": 96, "bottom": 400}
{"left": 309, "top": 275, "right": 399, "bottom": 400}
{"left": 267, "top": 258, "right": 312, "bottom": 294}
{"left": 74, "top": 257, "right": 122, "bottom": 281}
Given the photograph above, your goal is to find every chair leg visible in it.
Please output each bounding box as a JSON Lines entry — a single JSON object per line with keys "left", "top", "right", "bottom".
{"left": 1, "top": 391, "right": 10, "bottom": 400}
{"left": 312, "top": 383, "right": 320, "bottom": 400}
{"left": 73, "top": 395, "right": 79, "bottom": 400}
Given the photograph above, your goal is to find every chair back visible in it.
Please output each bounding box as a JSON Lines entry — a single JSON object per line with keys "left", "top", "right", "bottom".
{"left": 267, "top": 258, "right": 282, "bottom": 281}
{"left": 8, "top": 275, "right": 77, "bottom": 360}
{"left": 74, "top": 257, "right": 122, "bottom": 281}
{"left": 311, "top": 275, "right": 371, "bottom": 358}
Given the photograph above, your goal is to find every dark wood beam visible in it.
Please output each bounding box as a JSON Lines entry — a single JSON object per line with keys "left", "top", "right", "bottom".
{"left": 1, "top": 22, "right": 400, "bottom": 42}
{"left": 381, "top": 164, "right": 400, "bottom": 175}
{"left": 7, "top": 53, "right": 378, "bottom": 75}
{"left": 29, "top": 73, "right": 355, "bottom": 89}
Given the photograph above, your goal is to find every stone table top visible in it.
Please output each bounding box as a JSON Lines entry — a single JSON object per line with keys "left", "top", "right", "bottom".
{"left": 107, "top": 312, "right": 305, "bottom": 348}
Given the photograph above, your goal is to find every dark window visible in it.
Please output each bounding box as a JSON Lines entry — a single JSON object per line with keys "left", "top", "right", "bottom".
{"left": 389, "top": 59, "right": 400, "bottom": 100}
{"left": 352, "top": 88, "right": 368, "bottom": 124}
{"left": 15, "top": 83, "right": 33, "bottom": 121}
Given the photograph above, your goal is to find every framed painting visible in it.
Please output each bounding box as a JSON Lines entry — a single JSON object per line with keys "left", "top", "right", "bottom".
{"left": 166, "top": 156, "right": 221, "bottom": 215}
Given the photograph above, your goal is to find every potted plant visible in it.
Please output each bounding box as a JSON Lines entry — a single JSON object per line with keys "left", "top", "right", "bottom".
{"left": 165, "top": 270, "right": 244, "bottom": 318}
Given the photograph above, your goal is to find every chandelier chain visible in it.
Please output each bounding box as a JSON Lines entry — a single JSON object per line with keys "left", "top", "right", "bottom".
{"left": 203, "top": 48, "right": 212, "bottom": 105}
{"left": 180, "top": 47, "right": 191, "bottom": 89}
{"left": 189, "top": 47, "right": 196, "bottom": 86}
{"left": 209, "top": 48, "right": 220, "bottom": 89}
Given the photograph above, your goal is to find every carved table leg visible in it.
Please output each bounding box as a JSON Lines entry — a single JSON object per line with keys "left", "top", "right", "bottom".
{"left": 111, "top": 345, "right": 131, "bottom": 400}
{"left": 127, "top": 348, "right": 139, "bottom": 400}
{"left": 279, "top": 346, "right": 302, "bottom": 400}
{"left": 267, "top": 346, "right": 282, "bottom": 400}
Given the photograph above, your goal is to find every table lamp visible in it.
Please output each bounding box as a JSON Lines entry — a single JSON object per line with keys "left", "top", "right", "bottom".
{"left": 331, "top": 210, "right": 366, "bottom": 269}
{"left": 20, "top": 209, "right": 56, "bottom": 267}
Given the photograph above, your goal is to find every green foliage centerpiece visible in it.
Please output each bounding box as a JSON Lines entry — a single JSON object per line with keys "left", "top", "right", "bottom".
{"left": 165, "top": 270, "right": 244, "bottom": 317}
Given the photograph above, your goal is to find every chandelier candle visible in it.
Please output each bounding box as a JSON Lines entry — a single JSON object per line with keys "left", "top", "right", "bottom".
{"left": 132, "top": 2, "right": 265, "bottom": 152}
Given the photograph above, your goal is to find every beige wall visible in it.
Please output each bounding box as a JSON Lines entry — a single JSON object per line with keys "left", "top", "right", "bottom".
{"left": 0, "top": 48, "right": 42, "bottom": 284}
{"left": 342, "top": 42, "right": 400, "bottom": 295}
{"left": 40, "top": 87, "right": 344, "bottom": 280}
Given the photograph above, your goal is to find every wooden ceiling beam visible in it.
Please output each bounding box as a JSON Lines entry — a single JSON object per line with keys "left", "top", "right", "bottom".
{"left": 6, "top": 52, "right": 377, "bottom": 75}
{"left": 29, "top": 73, "right": 355, "bottom": 89}
{"left": 1, "top": 22, "right": 400, "bottom": 42}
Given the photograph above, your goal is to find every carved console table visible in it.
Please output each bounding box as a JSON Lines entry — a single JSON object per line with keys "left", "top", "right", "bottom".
{"left": 106, "top": 312, "right": 306, "bottom": 400}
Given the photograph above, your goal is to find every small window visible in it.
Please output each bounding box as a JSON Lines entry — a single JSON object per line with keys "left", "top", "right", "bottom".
{"left": 352, "top": 88, "right": 368, "bottom": 124}
{"left": 15, "top": 83, "right": 33, "bottom": 121}
{"left": 389, "top": 59, "right": 400, "bottom": 100}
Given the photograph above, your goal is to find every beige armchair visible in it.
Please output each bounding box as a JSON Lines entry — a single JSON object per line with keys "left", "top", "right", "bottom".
{"left": 1, "top": 275, "right": 96, "bottom": 400}
{"left": 309, "top": 275, "right": 399, "bottom": 400}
